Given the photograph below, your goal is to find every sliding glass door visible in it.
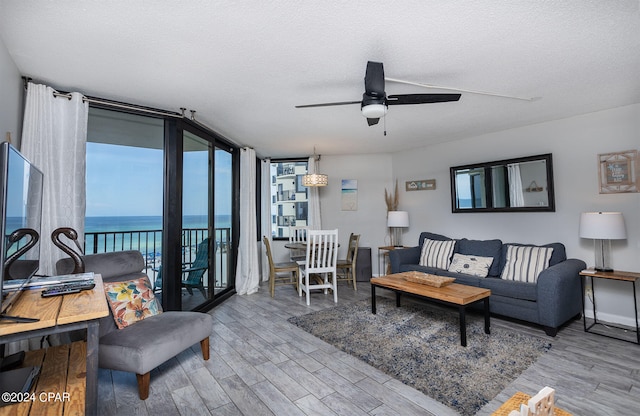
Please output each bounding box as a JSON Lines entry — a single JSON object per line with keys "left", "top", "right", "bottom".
{"left": 86, "top": 107, "right": 237, "bottom": 312}
{"left": 179, "top": 122, "right": 236, "bottom": 311}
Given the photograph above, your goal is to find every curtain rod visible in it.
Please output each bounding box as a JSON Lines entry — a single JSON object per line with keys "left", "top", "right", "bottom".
{"left": 22, "top": 77, "right": 182, "bottom": 118}
{"left": 22, "top": 76, "right": 241, "bottom": 150}
{"left": 52, "top": 91, "right": 182, "bottom": 119}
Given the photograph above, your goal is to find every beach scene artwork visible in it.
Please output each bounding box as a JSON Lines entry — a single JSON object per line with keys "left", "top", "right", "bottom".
{"left": 341, "top": 179, "right": 357, "bottom": 211}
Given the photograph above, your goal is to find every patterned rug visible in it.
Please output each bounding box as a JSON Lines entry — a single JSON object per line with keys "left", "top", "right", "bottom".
{"left": 288, "top": 297, "right": 551, "bottom": 415}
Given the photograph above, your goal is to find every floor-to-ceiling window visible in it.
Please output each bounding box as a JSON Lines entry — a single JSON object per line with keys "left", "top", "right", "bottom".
{"left": 85, "top": 107, "right": 237, "bottom": 311}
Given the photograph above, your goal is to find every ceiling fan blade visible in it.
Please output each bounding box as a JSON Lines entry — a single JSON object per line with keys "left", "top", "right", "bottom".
{"left": 366, "top": 118, "right": 380, "bottom": 126}
{"left": 385, "top": 77, "right": 540, "bottom": 102}
{"left": 387, "top": 93, "right": 461, "bottom": 105}
{"left": 295, "top": 100, "right": 361, "bottom": 108}
{"left": 364, "top": 61, "right": 385, "bottom": 97}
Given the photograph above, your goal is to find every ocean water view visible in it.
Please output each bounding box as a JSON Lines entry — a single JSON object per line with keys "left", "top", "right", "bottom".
{"left": 85, "top": 214, "right": 232, "bottom": 232}
{"left": 84, "top": 215, "right": 232, "bottom": 265}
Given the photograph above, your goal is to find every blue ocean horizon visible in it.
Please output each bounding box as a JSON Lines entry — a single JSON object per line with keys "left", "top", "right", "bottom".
{"left": 85, "top": 214, "right": 231, "bottom": 232}
{"left": 84, "top": 215, "right": 232, "bottom": 261}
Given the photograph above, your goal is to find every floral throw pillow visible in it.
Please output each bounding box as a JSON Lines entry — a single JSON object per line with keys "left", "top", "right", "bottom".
{"left": 104, "top": 276, "right": 162, "bottom": 329}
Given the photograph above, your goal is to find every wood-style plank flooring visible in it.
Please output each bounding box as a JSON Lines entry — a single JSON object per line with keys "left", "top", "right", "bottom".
{"left": 97, "top": 281, "right": 639, "bottom": 415}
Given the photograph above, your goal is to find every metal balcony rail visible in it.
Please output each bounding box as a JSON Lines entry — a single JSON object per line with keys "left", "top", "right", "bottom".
{"left": 84, "top": 227, "right": 232, "bottom": 291}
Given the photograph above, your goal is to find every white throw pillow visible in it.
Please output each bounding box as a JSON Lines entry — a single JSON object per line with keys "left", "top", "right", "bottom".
{"left": 447, "top": 253, "right": 493, "bottom": 278}
{"left": 419, "top": 239, "right": 455, "bottom": 269}
{"left": 500, "top": 245, "right": 554, "bottom": 283}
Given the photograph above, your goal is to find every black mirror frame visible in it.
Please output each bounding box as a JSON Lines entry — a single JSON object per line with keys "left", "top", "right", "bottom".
{"left": 450, "top": 153, "right": 555, "bottom": 213}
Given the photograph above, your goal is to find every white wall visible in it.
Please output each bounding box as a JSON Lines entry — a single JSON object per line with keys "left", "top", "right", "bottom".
{"left": 311, "top": 154, "right": 393, "bottom": 276}
{"left": 268, "top": 153, "right": 394, "bottom": 275}
{"left": 389, "top": 104, "right": 640, "bottom": 326}
{"left": 0, "top": 36, "right": 22, "bottom": 147}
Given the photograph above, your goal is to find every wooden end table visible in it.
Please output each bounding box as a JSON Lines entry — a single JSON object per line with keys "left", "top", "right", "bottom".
{"left": 0, "top": 274, "right": 108, "bottom": 415}
{"left": 579, "top": 268, "right": 640, "bottom": 344}
{"left": 371, "top": 273, "right": 491, "bottom": 347}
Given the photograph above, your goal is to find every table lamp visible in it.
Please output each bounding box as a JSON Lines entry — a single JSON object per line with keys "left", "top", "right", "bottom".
{"left": 579, "top": 211, "right": 626, "bottom": 272}
{"left": 387, "top": 211, "right": 409, "bottom": 247}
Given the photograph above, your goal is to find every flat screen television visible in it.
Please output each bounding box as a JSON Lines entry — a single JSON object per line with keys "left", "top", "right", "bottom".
{"left": 0, "top": 142, "right": 43, "bottom": 322}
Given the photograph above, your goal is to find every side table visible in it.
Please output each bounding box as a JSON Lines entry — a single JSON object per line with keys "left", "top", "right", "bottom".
{"left": 579, "top": 269, "right": 639, "bottom": 344}
{"left": 0, "top": 274, "right": 109, "bottom": 415}
{"left": 377, "top": 245, "right": 407, "bottom": 276}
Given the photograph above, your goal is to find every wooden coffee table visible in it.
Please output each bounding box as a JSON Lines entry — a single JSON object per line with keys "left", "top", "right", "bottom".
{"left": 371, "top": 273, "right": 491, "bottom": 347}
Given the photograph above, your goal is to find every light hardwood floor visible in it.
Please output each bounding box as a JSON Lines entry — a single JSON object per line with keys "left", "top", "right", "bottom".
{"left": 97, "top": 281, "right": 639, "bottom": 415}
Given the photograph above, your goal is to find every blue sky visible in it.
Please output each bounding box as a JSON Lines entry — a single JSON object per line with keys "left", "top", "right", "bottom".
{"left": 86, "top": 143, "right": 231, "bottom": 217}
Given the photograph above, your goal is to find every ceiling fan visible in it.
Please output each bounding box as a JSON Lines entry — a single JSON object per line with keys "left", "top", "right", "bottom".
{"left": 295, "top": 61, "right": 538, "bottom": 126}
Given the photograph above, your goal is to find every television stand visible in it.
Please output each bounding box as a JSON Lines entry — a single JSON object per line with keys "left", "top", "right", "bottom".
{"left": 0, "top": 274, "right": 108, "bottom": 414}
{"left": 0, "top": 350, "right": 24, "bottom": 372}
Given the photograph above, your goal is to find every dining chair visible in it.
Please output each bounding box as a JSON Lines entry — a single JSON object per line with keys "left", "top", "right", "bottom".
{"left": 288, "top": 225, "right": 308, "bottom": 262}
{"left": 263, "top": 236, "right": 298, "bottom": 297}
{"left": 297, "top": 229, "right": 338, "bottom": 305}
{"left": 336, "top": 233, "right": 360, "bottom": 290}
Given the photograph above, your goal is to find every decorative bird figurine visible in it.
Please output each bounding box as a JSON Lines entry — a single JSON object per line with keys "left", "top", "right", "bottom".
{"left": 51, "top": 227, "right": 85, "bottom": 274}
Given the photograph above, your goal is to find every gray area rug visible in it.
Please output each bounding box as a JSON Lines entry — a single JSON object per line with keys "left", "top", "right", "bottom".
{"left": 288, "top": 297, "right": 551, "bottom": 415}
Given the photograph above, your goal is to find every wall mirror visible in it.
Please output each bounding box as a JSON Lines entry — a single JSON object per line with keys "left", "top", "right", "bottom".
{"left": 450, "top": 154, "right": 555, "bottom": 213}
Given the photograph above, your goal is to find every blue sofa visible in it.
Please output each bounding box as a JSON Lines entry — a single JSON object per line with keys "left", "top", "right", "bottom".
{"left": 388, "top": 232, "right": 586, "bottom": 336}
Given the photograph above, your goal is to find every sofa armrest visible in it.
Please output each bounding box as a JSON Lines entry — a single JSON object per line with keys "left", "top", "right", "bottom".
{"left": 536, "top": 258, "right": 586, "bottom": 328}
{"left": 389, "top": 246, "right": 420, "bottom": 274}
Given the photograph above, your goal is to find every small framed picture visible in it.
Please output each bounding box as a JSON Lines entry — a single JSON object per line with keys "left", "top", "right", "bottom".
{"left": 598, "top": 150, "right": 638, "bottom": 193}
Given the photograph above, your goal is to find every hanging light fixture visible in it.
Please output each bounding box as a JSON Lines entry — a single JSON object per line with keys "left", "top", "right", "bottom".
{"left": 302, "top": 148, "right": 328, "bottom": 187}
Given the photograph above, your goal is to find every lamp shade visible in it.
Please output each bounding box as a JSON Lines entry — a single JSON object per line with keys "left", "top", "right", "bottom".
{"left": 387, "top": 211, "right": 409, "bottom": 228}
{"left": 302, "top": 173, "right": 328, "bottom": 187}
{"left": 579, "top": 212, "right": 627, "bottom": 239}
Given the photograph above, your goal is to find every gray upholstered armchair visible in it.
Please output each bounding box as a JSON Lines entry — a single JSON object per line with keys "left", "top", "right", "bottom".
{"left": 57, "top": 250, "right": 213, "bottom": 400}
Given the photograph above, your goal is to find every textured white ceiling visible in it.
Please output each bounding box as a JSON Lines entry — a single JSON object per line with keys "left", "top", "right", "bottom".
{"left": 1, "top": 1, "right": 638, "bottom": 158}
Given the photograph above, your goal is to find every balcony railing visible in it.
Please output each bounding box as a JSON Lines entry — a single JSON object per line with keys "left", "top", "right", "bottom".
{"left": 84, "top": 227, "right": 232, "bottom": 291}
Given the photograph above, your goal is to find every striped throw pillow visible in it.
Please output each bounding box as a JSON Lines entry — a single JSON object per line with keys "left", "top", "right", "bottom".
{"left": 500, "top": 245, "right": 554, "bottom": 283}
{"left": 419, "top": 239, "right": 456, "bottom": 269}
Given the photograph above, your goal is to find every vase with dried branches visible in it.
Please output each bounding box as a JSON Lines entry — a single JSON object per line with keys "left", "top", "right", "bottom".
{"left": 385, "top": 180, "right": 399, "bottom": 212}
{"left": 385, "top": 180, "right": 408, "bottom": 246}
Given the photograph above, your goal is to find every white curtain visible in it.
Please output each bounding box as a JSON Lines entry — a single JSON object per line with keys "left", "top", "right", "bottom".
{"left": 20, "top": 82, "right": 88, "bottom": 276}
{"left": 235, "top": 147, "right": 260, "bottom": 295}
{"left": 307, "top": 156, "right": 322, "bottom": 229}
{"left": 507, "top": 163, "right": 525, "bottom": 207}
{"left": 260, "top": 158, "right": 272, "bottom": 282}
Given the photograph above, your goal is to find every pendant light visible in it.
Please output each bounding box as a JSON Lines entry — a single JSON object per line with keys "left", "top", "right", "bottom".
{"left": 302, "top": 148, "right": 328, "bottom": 187}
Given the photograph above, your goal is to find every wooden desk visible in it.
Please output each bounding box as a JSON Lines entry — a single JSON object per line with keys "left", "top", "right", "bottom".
{"left": 579, "top": 269, "right": 640, "bottom": 344}
{"left": 0, "top": 274, "right": 108, "bottom": 415}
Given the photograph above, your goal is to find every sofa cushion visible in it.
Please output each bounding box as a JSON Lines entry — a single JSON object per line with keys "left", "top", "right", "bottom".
{"left": 419, "top": 238, "right": 455, "bottom": 269}
{"left": 499, "top": 242, "right": 566, "bottom": 270}
{"left": 479, "top": 277, "right": 538, "bottom": 301}
{"left": 500, "top": 245, "right": 554, "bottom": 283}
{"left": 447, "top": 253, "right": 493, "bottom": 277}
{"left": 455, "top": 238, "right": 502, "bottom": 276}
{"left": 104, "top": 276, "right": 163, "bottom": 329}
{"left": 418, "top": 231, "right": 453, "bottom": 248}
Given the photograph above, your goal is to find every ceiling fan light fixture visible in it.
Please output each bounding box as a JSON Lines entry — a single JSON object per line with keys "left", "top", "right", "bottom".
{"left": 361, "top": 103, "right": 387, "bottom": 119}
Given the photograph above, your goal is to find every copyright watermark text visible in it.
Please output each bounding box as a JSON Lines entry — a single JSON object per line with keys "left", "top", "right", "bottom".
{"left": 1, "top": 391, "right": 71, "bottom": 404}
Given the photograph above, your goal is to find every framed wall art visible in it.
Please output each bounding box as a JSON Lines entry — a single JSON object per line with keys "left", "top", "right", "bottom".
{"left": 341, "top": 179, "right": 358, "bottom": 211}
{"left": 598, "top": 150, "right": 638, "bottom": 193}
